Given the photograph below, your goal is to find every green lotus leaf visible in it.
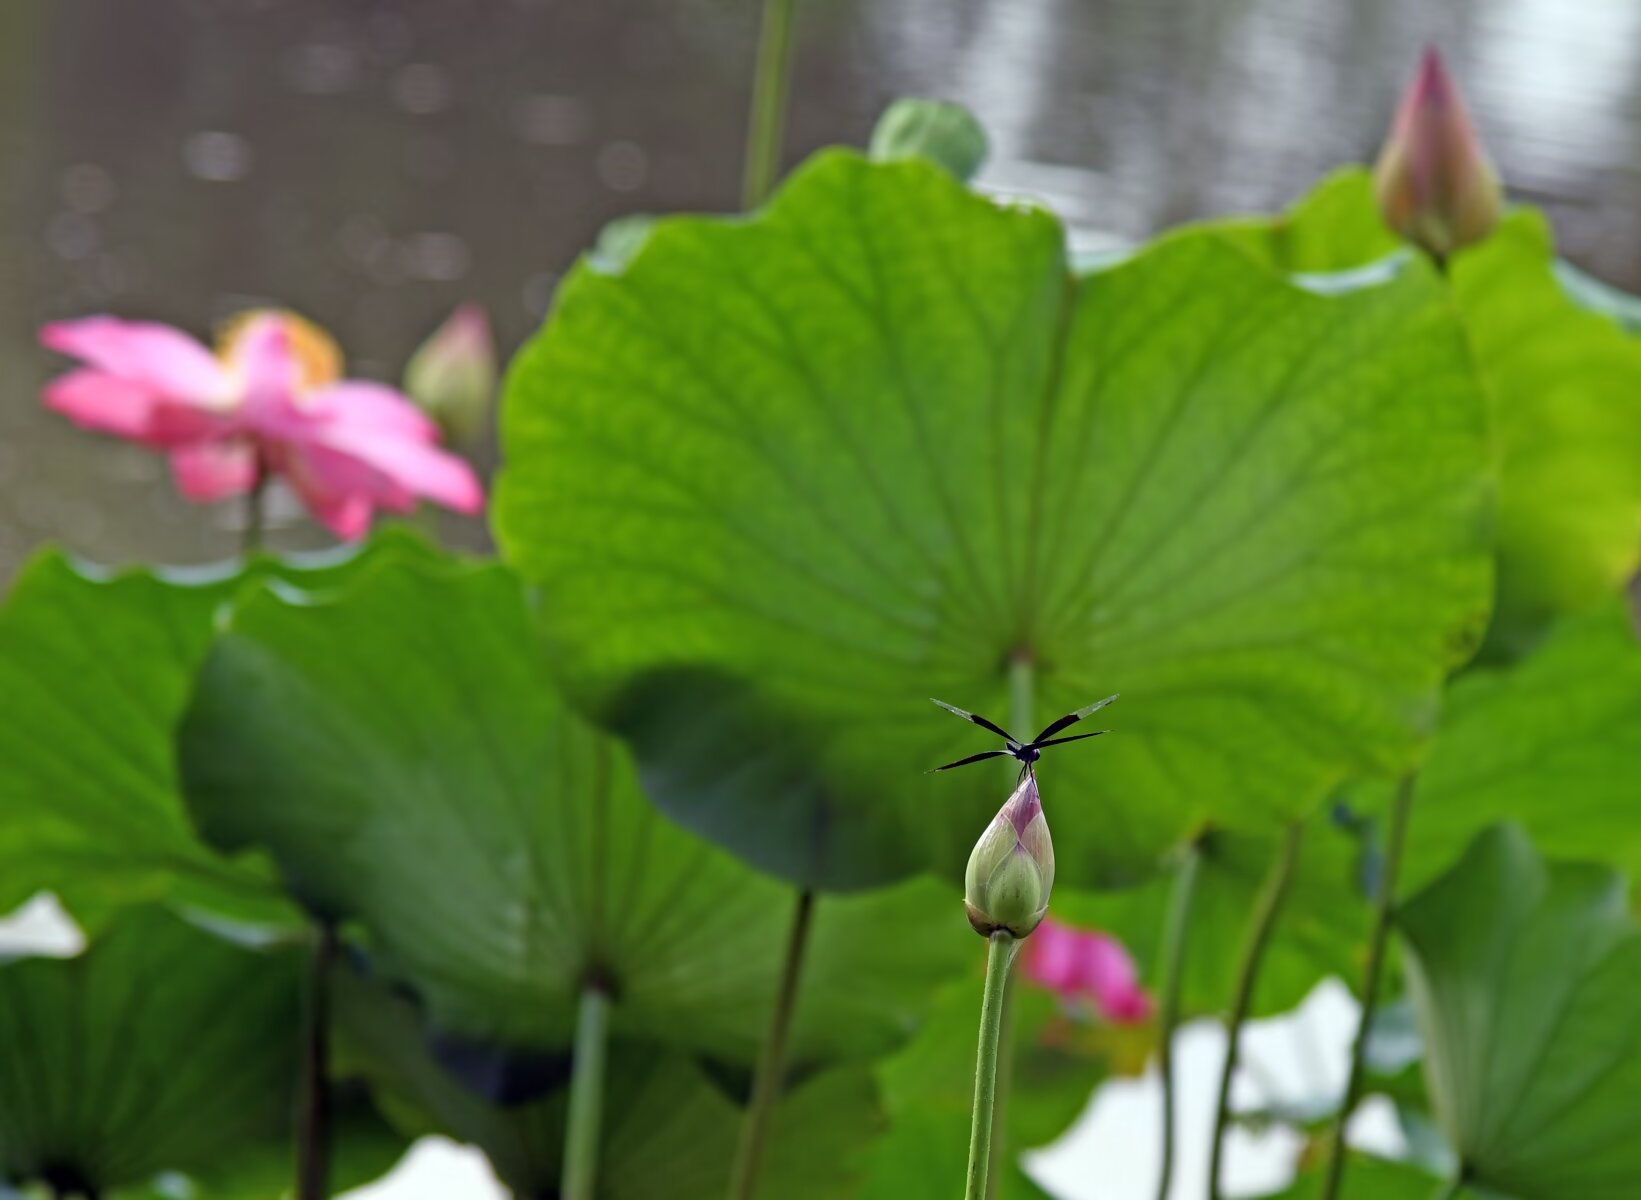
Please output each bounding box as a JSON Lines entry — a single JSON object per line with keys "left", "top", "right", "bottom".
{"left": 1398, "top": 824, "right": 1641, "bottom": 1200}
{"left": 496, "top": 149, "right": 1493, "bottom": 892}
{"left": 1221, "top": 169, "right": 1641, "bottom": 656}
{"left": 0, "top": 906, "right": 401, "bottom": 1196}
{"left": 178, "top": 555, "right": 969, "bottom": 1062}
{"left": 1353, "top": 599, "right": 1641, "bottom": 896}
{"left": 0, "top": 531, "right": 440, "bottom": 929}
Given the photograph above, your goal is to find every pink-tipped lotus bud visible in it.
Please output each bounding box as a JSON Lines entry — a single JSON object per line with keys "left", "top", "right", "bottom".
{"left": 404, "top": 305, "right": 496, "bottom": 444}
{"left": 1373, "top": 48, "right": 1502, "bottom": 260}
{"left": 964, "top": 775, "right": 1055, "bottom": 939}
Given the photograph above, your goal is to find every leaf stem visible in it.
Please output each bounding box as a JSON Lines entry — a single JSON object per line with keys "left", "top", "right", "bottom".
{"left": 1434, "top": 1176, "right": 1465, "bottom": 1200}
{"left": 982, "top": 652, "right": 1036, "bottom": 1198}
{"left": 1208, "top": 821, "right": 1305, "bottom": 1200}
{"left": 966, "top": 931, "right": 1021, "bottom": 1200}
{"left": 1321, "top": 772, "right": 1418, "bottom": 1200}
{"left": 242, "top": 457, "right": 268, "bottom": 558}
{"left": 727, "top": 887, "right": 816, "bottom": 1200}
{"left": 1154, "top": 840, "right": 1203, "bottom": 1200}
{"left": 296, "top": 919, "right": 337, "bottom": 1200}
{"left": 561, "top": 982, "right": 611, "bottom": 1200}
{"left": 741, "top": 0, "right": 798, "bottom": 209}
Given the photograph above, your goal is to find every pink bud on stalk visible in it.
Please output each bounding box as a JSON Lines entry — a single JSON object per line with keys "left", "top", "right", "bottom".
{"left": 1373, "top": 47, "right": 1502, "bottom": 260}
{"left": 403, "top": 305, "right": 497, "bottom": 445}
{"left": 964, "top": 775, "right": 1055, "bottom": 938}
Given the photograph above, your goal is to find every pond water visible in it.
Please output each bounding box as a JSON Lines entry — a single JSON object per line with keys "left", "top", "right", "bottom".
{"left": 2, "top": 0, "right": 1638, "bottom": 573}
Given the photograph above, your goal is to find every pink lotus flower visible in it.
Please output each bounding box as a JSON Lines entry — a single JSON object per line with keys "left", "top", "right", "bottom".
{"left": 1373, "top": 47, "right": 1502, "bottom": 259}
{"left": 1023, "top": 916, "right": 1152, "bottom": 1025}
{"left": 40, "top": 310, "right": 484, "bottom": 540}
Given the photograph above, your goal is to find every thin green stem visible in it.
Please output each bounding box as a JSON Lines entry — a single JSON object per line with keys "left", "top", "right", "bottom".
{"left": 965, "top": 932, "right": 1021, "bottom": 1200}
{"left": 741, "top": 0, "right": 798, "bottom": 209}
{"left": 242, "top": 459, "right": 268, "bottom": 558}
{"left": 1154, "top": 841, "right": 1203, "bottom": 1200}
{"left": 982, "top": 653, "right": 1036, "bottom": 1199}
{"left": 1321, "top": 772, "right": 1418, "bottom": 1200}
{"left": 727, "top": 887, "right": 816, "bottom": 1200}
{"left": 561, "top": 983, "right": 611, "bottom": 1200}
{"left": 296, "top": 919, "right": 337, "bottom": 1200}
{"left": 1208, "top": 821, "right": 1305, "bottom": 1200}
{"left": 1433, "top": 1175, "right": 1465, "bottom": 1200}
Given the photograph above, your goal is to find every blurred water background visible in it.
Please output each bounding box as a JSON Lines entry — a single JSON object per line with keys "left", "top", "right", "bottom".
{"left": 1, "top": 0, "right": 1638, "bottom": 574}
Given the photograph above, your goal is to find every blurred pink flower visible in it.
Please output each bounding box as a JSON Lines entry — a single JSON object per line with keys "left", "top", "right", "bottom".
{"left": 40, "top": 310, "right": 484, "bottom": 540}
{"left": 1373, "top": 47, "right": 1502, "bottom": 259}
{"left": 1023, "top": 916, "right": 1152, "bottom": 1025}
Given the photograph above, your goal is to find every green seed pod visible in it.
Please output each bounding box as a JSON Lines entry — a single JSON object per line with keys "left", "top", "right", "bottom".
{"left": 964, "top": 775, "right": 1055, "bottom": 938}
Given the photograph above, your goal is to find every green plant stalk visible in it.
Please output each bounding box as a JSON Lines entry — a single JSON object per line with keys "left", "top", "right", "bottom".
{"left": 982, "top": 653, "right": 1036, "bottom": 1199}
{"left": 1154, "top": 842, "right": 1203, "bottom": 1200}
{"left": 966, "top": 931, "right": 1021, "bottom": 1200}
{"left": 1434, "top": 1177, "right": 1465, "bottom": 1200}
{"left": 727, "top": 887, "right": 816, "bottom": 1200}
{"left": 741, "top": 0, "right": 798, "bottom": 209}
{"left": 296, "top": 919, "right": 337, "bottom": 1200}
{"left": 242, "top": 457, "right": 268, "bottom": 557}
{"left": 1207, "top": 820, "right": 1305, "bottom": 1200}
{"left": 561, "top": 983, "right": 611, "bottom": 1200}
{"left": 1321, "top": 772, "right": 1418, "bottom": 1200}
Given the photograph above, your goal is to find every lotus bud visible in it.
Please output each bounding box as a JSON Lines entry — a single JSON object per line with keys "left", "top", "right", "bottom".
{"left": 965, "top": 774, "right": 1055, "bottom": 939}
{"left": 1373, "top": 48, "right": 1502, "bottom": 260}
{"left": 403, "top": 305, "right": 496, "bottom": 445}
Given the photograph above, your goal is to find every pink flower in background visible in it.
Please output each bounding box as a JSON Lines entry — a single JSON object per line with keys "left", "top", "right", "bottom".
{"left": 40, "top": 310, "right": 484, "bottom": 540}
{"left": 1024, "top": 916, "right": 1152, "bottom": 1025}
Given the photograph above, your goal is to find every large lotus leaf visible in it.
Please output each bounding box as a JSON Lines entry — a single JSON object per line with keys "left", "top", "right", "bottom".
{"left": 495, "top": 149, "right": 1493, "bottom": 892}
{"left": 1356, "top": 599, "right": 1641, "bottom": 896}
{"left": 1211, "top": 168, "right": 1402, "bottom": 274}
{"left": 178, "top": 555, "right": 969, "bottom": 1062}
{"left": 1055, "top": 808, "right": 1371, "bottom": 1020}
{"left": 1453, "top": 211, "right": 1641, "bottom": 654}
{"left": 332, "top": 967, "right": 882, "bottom": 1200}
{"left": 1219, "top": 169, "right": 1641, "bottom": 656}
{"left": 0, "top": 532, "right": 437, "bottom": 928}
{"left": 1398, "top": 824, "right": 1641, "bottom": 1200}
{"left": 0, "top": 906, "right": 400, "bottom": 1195}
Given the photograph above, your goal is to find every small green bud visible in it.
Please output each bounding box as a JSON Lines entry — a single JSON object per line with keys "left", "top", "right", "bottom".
{"left": 964, "top": 775, "right": 1054, "bottom": 938}
{"left": 869, "top": 99, "right": 989, "bottom": 183}
{"left": 403, "top": 305, "right": 496, "bottom": 445}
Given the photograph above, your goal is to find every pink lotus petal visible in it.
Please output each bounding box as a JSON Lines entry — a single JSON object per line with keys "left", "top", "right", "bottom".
{"left": 1024, "top": 917, "right": 1152, "bottom": 1025}
{"left": 41, "top": 318, "right": 231, "bottom": 405}
{"left": 307, "top": 381, "right": 441, "bottom": 442}
{"left": 228, "top": 315, "right": 304, "bottom": 417}
{"left": 1023, "top": 917, "right": 1086, "bottom": 998}
{"left": 314, "top": 423, "right": 484, "bottom": 514}
{"left": 171, "top": 440, "right": 258, "bottom": 501}
{"left": 1081, "top": 931, "right": 1153, "bottom": 1025}
{"left": 44, "top": 369, "right": 160, "bottom": 440}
